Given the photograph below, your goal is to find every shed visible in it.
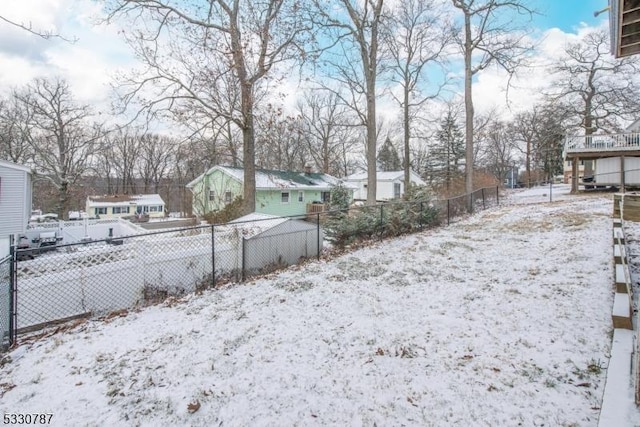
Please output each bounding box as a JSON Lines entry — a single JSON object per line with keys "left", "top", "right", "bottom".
{"left": 227, "top": 213, "right": 322, "bottom": 277}
{"left": 0, "top": 160, "right": 33, "bottom": 256}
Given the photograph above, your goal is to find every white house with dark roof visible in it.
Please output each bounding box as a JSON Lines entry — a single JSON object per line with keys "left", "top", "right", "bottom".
{"left": 85, "top": 194, "right": 166, "bottom": 219}
{"left": 345, "top": 170, "right": 425, "bottom": 201}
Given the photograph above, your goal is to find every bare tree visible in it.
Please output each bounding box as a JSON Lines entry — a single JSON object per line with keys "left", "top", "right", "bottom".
{"left": 451, "top": 0, "right": 533, "bottom": 208}
{"left": 14, "top": 78, "right": 102, "bottom": 219}
{"left": 313, "top": 0, "right": 385, "bottom": 205}
{"left": 385, "top": 0, "right": 452, "bottom": 190}
{"left": 476, "top": 117, "right": 515, "bottom": 184}
{"left": 0, "top": 96, "right": 33, "bottom": 164}
{"left": 296, "top": 90, "right": 358, "bottom": 176}
{"left": 549, "top": 28, "right": 640, "bottom": 135}
{"left": 137, "top": 134, "right": 176, "bottom": 194}
{"left": 106, "top": 0, "right": 310, "bottom": 214}
{"left": 254, "top": 104, "right": 307, "bottom": 171}
{"left": 0, "top": 15, "right": 76, "bottom": 42}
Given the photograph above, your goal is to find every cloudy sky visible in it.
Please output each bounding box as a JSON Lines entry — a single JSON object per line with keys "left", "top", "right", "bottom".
{"left": 0, "top": 0, "right": 612, "bottom": 124}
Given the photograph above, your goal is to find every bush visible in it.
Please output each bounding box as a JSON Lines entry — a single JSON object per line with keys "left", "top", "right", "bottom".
{"left": 330, "top": 184, "right": 351, "bottom": 211}
{"left": 202, "top": 196, "right": 244, "bottom": 224}
{"left": 325, "top": 186, "right": 440, "bottom": 248}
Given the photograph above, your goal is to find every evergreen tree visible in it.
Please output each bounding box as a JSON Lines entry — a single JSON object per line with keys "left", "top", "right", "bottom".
{"left": 431, "top": 111, "right": 465, "bottom": 189}
{"left": 377, "top": 137, "right": 402, "bottom": 171}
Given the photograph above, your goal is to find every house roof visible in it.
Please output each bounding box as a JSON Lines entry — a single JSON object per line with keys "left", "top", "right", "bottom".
{"left": 87, "top": 194, "right": 165, "bottom": 208}
{"left": 345, "top": 170, "right": 425, "bottom": 185}
{"left": 626, "top": 118, "right": 640, "bottom": 132}
{"left": 227, "top": 213, "right": 304, "bottom": 238}
{"left": 187, "top": 165, "right": 347, "bottom": 191}
{"left": 0, "top": 159, "right": 32, "bottom": 174}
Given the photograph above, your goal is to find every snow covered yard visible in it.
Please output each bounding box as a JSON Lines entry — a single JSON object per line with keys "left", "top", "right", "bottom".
{"left": 0, "top": 187, "right": 624, "bottom": 426}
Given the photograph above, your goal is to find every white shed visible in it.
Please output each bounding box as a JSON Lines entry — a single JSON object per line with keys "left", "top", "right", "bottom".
{"left": 0, "top": 160, "right": 32, "bottom": 256}
{"left": 227, "top": 213, "right": 322, "bottom": 276}
{"left": 345, "top": 170, "right": 426, "bottom": 201}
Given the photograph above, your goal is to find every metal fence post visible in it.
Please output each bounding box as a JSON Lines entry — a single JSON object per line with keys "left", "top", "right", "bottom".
{"left": 211, "top": 224, "right": 215, "bottom": 288}
{"left": 496, "top": 186, "right": 499, "bottom": 205}
{"left": 482, "top": 188, "right": 486, "bottom": 210}
{"left": 9, "top": 235, "right": 16, "bottom": 347}
{"left": 316, "top": 213, "right": 320, "bottom": 260}
{"left": 241, "top": 237, "right": 246, "bottom": 282}
{"left": 447, "top": 199, "right": 450, "bottom": 226}
{"left": 380, "top": 204, "right": 384, "bottom": 232}
{"left": 419, "top": 201, "right": 423, "bottom": 230}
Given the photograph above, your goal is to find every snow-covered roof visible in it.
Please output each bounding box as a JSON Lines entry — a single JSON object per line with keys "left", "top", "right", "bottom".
{"left": 187, "top": 166, "right": 348, "bottom": 191}
{"left": 226, "top": 213, "right": 293, "bottom": 238}
{"left": 86, "top": 194, "right": 165, "bottom": 208}
{"left": 345, "top": 170, "right": 425, "bottom": 185}
{"left": 0, "top": 159, "right": 32, "bottom": 174}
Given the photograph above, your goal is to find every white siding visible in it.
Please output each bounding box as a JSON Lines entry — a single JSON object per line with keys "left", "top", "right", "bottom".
{"left": 0, "top": 163, "right": 30, "bottom": 239}
{"left": 625, "top": 158, "right": 640, "bottom": 186}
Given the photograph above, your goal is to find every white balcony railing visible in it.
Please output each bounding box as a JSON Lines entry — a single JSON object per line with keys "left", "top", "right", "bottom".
{"left": 564, "top": 132, "right": 640, "bottom": 156}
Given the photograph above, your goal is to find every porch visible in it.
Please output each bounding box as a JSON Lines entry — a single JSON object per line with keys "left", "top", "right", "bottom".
{"left": 563, "top": 132, "right": 640, "bottom": 192}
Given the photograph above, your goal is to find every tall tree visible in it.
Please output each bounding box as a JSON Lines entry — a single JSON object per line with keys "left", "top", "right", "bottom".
{"left": 137, "top": 134, "right": 176, "bottom": 194}
{"left": 14, "top": 78, "right": 102, "bottom": 219}
{"left": 107, "top": 0, "right": 310, "bottom": 214}
{"left": 313, "top": 0, "right": 385, "bottom": 205}
{"left": 385, "top": 0, "right": 451, "bottom": 191}
{"left": 254, "top": 104, "right": 307, "bottom": 171}
{"left": 432, "top": 110, "right": 465, "bottom": 190}
{"left": 549, "top": 28, "right": 640, "bottom": 134}
{"left": 296, "top": 90, "right": 358, "bottom": 177}
{"left": 477, "top": 118, "right": 515, "bottom": 184}
{"left": 451, "top": 0, "right": 533, "bottom": 209}
{"left": 377, "top": 136, "right": 402, "bottom": 171}
{"left": 0, "top": 96, "right": 33, "bottom": 164}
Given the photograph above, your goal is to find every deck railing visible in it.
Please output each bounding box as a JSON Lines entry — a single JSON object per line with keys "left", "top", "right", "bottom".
{"left": 564, "top": 132, "right": 640, "bottom": 155}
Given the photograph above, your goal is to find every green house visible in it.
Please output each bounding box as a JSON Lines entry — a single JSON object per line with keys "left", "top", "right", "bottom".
{"left": 186, "top": 166, "right": 353, "bottom": 217}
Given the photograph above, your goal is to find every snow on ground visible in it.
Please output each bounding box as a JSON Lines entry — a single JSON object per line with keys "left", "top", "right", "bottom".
{"left": 0, "top": 185, "right": 628, "bottom": 426}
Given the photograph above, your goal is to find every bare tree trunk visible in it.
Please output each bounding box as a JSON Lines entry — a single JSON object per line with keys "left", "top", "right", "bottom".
{"left": 241, "top": 83, "right": 256, "bottom": 213}
{"left": 463, "top": 11, "right": 474, "bottom": 210}
{"left": 403, "top": 88, "right": 410, "bottom": 193}
{"left": 366, "top": 78, "right": 377, "bottom": 205}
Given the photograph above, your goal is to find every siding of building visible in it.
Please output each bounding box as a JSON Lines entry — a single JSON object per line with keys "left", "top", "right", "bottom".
{"left": 0, "top": 161, "right": 31, "bottom": 241}
{"left": 190, "top": 167, "right": 340, "bottom": 217}
{"left": 255, "top": 189, "right": 326, "bottom": 217}
{"left": 191, "top": 169, "right": 242, "bottom": 216}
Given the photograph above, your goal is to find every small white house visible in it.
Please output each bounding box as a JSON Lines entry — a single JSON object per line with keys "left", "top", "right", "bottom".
{"left": 345, "top": 170, "right": 426, "bottom": 201}
{"left": 86, "top": 194, "right": 166, "bottom": 219}
{"left": 0, "top": 160, "right": 32, "bottom": 257}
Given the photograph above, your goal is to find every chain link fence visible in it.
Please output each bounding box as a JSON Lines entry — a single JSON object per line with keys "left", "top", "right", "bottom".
{"left": 4, "top": 186, "right": 499, "bottom": 348}
{"left": 0, "top": 255, "right": 11, "bottom": 350}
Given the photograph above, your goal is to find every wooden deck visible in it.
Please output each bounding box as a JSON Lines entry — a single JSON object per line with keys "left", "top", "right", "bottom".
{"left": 564, "top": 132, "right": 640, "bottom": 159}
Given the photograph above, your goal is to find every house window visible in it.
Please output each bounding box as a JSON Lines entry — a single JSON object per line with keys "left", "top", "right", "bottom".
{"left": 96, "top": 207, "right": 107, "bottom": 215}
{"left": 394, "top": 183, "right": 401, "bottom": 199}
{"left": 298, "top": 191, "right": 304, "bottom": 202}
{"left": 209, "top": 190, "right": 215, "bottom": 201}
{"left": 225, "top": 191, "right": 233, "bottom": 203}
{"left": 113, "top": 206, "right": 130, "bottom": 214}
{"left": 321, "top": 192, "right": 331, "bottom": 203}
{"left": 149, "top": 206, "right": 159, "bottom": 212}
{"left": 281, "top": 192, "right": 290, "bottom": 204}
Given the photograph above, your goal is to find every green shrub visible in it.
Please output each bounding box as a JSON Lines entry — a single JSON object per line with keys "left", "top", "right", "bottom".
{"left": 330, "top": 184, "right": 352, "bottom": 211}
{"left": 325, "top": 186, "right": 440, "bottom": 248}
{"left": 202, "top": 196, "right": 244, "bottom": 224}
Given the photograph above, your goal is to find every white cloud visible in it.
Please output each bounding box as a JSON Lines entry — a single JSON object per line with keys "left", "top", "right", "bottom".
{"left": 0, "top": 0, "right": 135, "bottom": 111}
